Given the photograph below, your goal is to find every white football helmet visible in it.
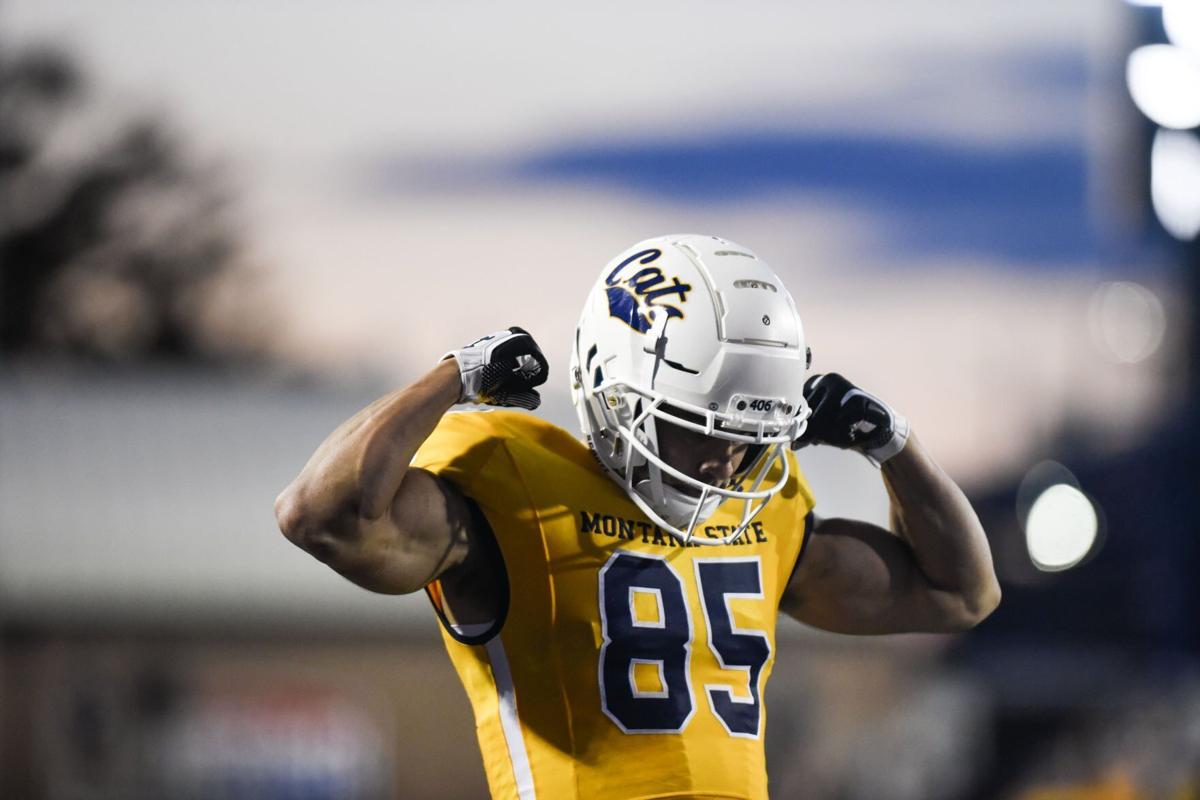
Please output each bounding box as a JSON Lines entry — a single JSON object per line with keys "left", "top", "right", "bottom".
{"left": 570, "top": 234, "right": 812, "bottom": 545}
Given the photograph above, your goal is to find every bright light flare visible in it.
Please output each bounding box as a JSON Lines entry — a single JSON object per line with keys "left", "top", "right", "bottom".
{"left": 1152, "top": 129, "right": 1200, "bottom": 240}
{"left": 1126, "top": 44, "right": 1200, "bottom": 130}
{"left": 1165, "top": 0, "right": 1200, "bottom": 52}
{"left": 1024, "top": 484, "right": 1099, "bottom": 572}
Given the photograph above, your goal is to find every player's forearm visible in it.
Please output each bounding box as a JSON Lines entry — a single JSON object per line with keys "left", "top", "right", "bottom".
{"left": 276, "top": 359, "right": 461, "bottom": 534}
{"left": 881, "top": 432, "right": 1001, "bottom": 622}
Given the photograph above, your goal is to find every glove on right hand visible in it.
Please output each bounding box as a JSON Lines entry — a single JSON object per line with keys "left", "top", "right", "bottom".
{"left": 443, "top": 327, "right": 549, "bottom": 410}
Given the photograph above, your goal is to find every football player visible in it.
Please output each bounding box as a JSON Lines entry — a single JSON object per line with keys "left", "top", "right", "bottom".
{"left": 275, "top": 234, "right": 1000, "bottom": 800}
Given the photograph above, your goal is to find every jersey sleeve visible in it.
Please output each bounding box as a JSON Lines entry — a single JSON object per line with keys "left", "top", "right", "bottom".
{"left": 412, "top": 411, "right": 521, "bottom": 646}
{"left": 410, "top": 410, "right": 515, "bottom": 509}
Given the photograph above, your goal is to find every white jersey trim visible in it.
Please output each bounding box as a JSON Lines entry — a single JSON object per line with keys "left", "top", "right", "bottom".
{"left": 485, "top": 636, "right": 537, "bottom": 800}
{"left": 450, "top": 621, "right": 495, "bottom": 637}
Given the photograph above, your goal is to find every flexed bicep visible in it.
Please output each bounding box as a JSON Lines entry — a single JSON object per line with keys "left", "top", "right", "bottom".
{"left": 278, "top": 464, "right": 476, "bottom": 596}
{"left": 780, "top": 517, "right": 979, "bottom": 635}
{"left": 348, "top": 467, "right": 477, "bottom": 594}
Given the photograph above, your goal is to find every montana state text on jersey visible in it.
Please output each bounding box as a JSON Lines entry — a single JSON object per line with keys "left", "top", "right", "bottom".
{"left": 414, "top": 410, "right": 815, "bottom": 800}
{"left": 578, "top": 510, "right": 772, "bottom": 548}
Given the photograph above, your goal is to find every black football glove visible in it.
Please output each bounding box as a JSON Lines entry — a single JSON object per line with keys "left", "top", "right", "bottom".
{"left": 792, "top": 372, "right": 910, "bottom": 467}
{"left": 443, "top": 327, "right": 549, "bottom": 410}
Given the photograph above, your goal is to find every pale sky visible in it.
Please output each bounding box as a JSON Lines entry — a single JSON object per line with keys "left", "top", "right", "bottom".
{"left": 2, "top": 0, "right": 1171, "bottom": 492}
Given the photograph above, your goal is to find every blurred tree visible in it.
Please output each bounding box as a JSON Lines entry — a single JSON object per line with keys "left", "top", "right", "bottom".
{"left": 0, "top": 41, "right": 269, "bottom": 363}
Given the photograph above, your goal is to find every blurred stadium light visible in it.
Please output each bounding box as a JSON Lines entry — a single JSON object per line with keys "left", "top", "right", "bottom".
{"left": 1150, "top": 129, "right": 1200, "bottom": 240}
{"left": 1014, "top": 461, "right": 1103, "bottom": 573}
{"left": 1126, "top": 0, "right": 1200, "bottom": 244}
{"left": 1126, "top": 44, "right": 1200, "bottom": 130}
{"left": 1163, "top": 0, "right": 1200, "bottom": 50}
{"left": 1086, "top": 280, "right": 1167, "bottom": 363}
{"left": 1023, "top": 483, "right": 1100, "bottom": 572}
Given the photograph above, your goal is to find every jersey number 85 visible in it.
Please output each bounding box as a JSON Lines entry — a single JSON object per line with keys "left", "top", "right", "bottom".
{"left": 598, "top": 551, "right": 771, "bottom": 739}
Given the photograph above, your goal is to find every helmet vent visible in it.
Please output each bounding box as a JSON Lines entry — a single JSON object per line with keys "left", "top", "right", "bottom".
{"left": 592, "top": 365, "right": 603, "bottom": 388}
{"left": 716, "top": 250, "right": 757, "bottom": 259}
{"left": 733, "top": 279, "right": 777, "bottom": 292}
{"left": 727, "top": 337, "right": 788, "bottom": 348}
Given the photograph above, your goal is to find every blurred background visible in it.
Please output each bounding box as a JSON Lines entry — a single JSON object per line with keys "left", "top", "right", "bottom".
{"left": 1, "top": 0, "right": 1197, "bottom": 797}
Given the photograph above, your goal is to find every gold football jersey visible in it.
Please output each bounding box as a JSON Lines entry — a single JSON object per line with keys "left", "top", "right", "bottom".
{"left": 412, "top": 410, "right": 816, "bottom": 800}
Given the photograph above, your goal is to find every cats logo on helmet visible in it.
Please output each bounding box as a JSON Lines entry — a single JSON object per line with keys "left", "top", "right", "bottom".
{"left": 604, "top": 249, "right": 693, "bottom": 333}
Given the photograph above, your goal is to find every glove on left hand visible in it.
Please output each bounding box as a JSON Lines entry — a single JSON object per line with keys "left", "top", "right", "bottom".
{"left": 792, "top": 372, "right": 909, "bottom": 467}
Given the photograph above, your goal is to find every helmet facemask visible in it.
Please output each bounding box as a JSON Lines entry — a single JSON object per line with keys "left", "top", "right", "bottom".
{"left": 580, "top": 372, "right": 809, "bottom": 546}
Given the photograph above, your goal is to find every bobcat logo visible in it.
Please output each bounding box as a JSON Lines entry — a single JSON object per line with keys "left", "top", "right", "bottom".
{"left": 605, "top": 249, "right": 692, "bottom": 333}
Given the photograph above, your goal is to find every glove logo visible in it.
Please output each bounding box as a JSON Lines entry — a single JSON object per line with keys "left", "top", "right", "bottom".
{"left": 515, "top": 354, "right": 543, "bottom": 378}
{"left": 605, "top": 248, "right": 692, "bottom": 333}
{"left": 449, "top": 326, "right": 549, "bottom": 411}
{"left": 850, "top": 420, "right": 878, "bottom": 437}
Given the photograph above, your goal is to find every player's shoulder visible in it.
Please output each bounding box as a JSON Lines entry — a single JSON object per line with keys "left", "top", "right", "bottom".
{"left": 417, "top": 409, "right": 595, "bottom": 496}
{"left": 431, "top": 409, "right": 586, "bottom": 458}
{"left": 435, "top": 408, "right": 559, "bottom": 438}
{"left": 781, "top": 448, "right": 817, "bottom": 514}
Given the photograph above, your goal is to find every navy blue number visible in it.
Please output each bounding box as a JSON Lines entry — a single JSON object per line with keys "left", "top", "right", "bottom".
{"left": 599, "top": 553, "right": 693, "bottom": 732}
{"left": 696, "top": 560, "right": 770, "bottom": 738}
